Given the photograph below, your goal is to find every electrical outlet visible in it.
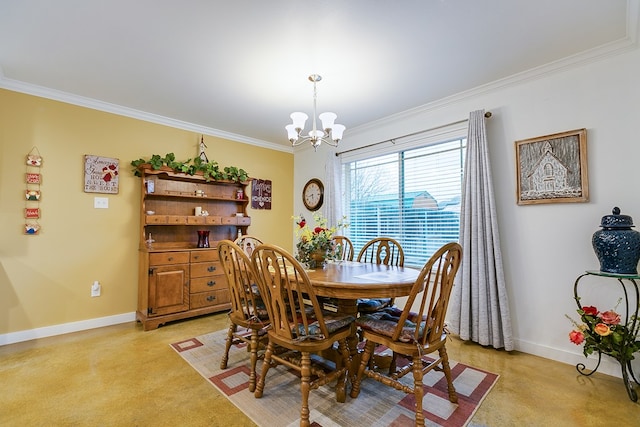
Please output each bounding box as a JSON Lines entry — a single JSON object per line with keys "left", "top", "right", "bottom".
{"left": 91, "top": 281, "right": 101, "bottom": 297}
{"left": 94, "top": 197, "right": 109, "bottom": 209}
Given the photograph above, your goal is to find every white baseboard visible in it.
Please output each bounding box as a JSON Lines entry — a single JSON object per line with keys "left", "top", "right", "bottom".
{"left": 0, "top": 312, "right": 136, "bottom": 346}
{"left": 513, "top": 337, "right": 630, "bottom": 379}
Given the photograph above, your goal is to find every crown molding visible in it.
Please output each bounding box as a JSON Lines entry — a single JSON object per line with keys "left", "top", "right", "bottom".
{"left": 0, "top": 71, "right": 293, "bottom": 154}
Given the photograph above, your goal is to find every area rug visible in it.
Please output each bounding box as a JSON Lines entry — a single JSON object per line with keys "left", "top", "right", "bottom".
{"left": 171, "top": 329, "right": 498, "bottom": 427}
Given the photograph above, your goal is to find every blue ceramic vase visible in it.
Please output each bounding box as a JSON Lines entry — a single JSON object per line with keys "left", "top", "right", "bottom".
{"left": 592, "top": 207, "right": 640, "bottom": 275}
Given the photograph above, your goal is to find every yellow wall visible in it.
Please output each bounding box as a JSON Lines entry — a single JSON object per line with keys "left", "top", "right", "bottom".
{"left": 0, "top": 89, "right": 293, "bottom": 334}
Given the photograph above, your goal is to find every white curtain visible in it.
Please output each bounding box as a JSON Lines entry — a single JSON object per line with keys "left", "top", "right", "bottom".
{"left": 449, "top": 110, "right": 514, "bottom": 351}
{"left": 325, "top": 150, "right": 344, "bottom": 231}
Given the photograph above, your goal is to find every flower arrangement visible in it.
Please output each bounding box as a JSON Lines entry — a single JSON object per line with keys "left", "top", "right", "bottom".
{"left": 293, "top": 213, "right": 347, "bottom": 268}
{"left": 567, "top": 300, "right": 640, "bottom": 365}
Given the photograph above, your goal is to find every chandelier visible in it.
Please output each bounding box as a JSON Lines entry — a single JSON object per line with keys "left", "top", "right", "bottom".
{"left": 286, "top": 74, "right": 345, "bottom": 150}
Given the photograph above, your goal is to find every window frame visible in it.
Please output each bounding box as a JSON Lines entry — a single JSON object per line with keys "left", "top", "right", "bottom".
{"left": 339, "top": 123, "right": 467, "bottom": 267}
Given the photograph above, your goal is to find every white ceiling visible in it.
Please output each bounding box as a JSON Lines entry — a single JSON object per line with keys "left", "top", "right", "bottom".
{"left": 0, "top": 1, "right": 636, "bottom": 150}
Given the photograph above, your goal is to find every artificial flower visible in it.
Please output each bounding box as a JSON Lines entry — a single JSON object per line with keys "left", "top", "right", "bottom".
{"left": 293, "top": 213, "right": 348, "bottom": 268}
{"left": 599, "top": 310, "right": 621, "bottom": 325}
{"left": 569, "top": 330, "right": 585, "bottom": 345}
{"left": 566, "top": 299, "right": 640, "bottom": 364}
{"left": 594, "top": 323, "right": 612, "bottom": 337}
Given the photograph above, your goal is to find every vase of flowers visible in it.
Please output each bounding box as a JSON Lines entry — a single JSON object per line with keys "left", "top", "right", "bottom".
{"left": 293, "top": 213, "right": 347, "bottom": 268}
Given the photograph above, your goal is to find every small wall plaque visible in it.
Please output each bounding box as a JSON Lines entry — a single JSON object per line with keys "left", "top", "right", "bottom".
{"left": 25, "top": 208, "right": 40, "bottom": 219}
{"left": 251, "top": 178, "right": 272, "bottom": 210}
{"left": 25, "top": 189, "right": 41, "bottom": 200}
{"left": 26, "top": 173, "right": 41, "bottom": 184}
{"left": 25, "top": 223, "right": 40, "bottom": 235}
{"left": 84, "top": 155, "right": 119, "bottom": 194}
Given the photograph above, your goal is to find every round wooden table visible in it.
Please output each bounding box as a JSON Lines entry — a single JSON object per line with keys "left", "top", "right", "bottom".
{"left": 306, "top": 261, "right": 420, "bottom": 301}
{"left": 305, "top": 261, "right": 420, "bottom": 374}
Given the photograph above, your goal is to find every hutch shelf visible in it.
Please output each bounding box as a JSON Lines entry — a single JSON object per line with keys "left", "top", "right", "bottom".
{"left": 136, "top": 165, "right": 250, "bottom": 330}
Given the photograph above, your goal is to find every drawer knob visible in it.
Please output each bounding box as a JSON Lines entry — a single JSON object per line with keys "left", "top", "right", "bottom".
{"left": 206, "top": 295, "right": 216, "bottom": 302}
{"left": 194, "top": 255, "right": 200, "bottom": 260}
{"left": 207, "top": 266, "right": 216, "bottom": 272}
{"left": 207, "top": 281, "right": 216, "bottom": 287}
{"left": 168, "top": 257, "right": 173, "bottom": 261}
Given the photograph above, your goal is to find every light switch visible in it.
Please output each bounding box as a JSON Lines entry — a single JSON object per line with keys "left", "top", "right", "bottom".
{"left": 94, "top": 197, "right": 109, "bottom": 209}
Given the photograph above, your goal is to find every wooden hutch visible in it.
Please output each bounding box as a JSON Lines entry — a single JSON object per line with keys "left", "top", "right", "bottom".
{"left": 136, "top": 165, "right": 250, "bottom": 330}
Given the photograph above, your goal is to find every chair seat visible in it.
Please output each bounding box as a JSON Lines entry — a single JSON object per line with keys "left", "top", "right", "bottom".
{"left": 356, "top": 306, "right": 433, "bottom": 343}
{"left": 291, "top": 314, "right": 355, "bottom": 341}
{"left": 356, "top": 298, "right": 393, "bottom": 313}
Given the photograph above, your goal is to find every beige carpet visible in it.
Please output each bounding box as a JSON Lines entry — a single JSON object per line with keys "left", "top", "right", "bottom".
{"left": 171, "top": 329, "right": 498, "bottom": 427}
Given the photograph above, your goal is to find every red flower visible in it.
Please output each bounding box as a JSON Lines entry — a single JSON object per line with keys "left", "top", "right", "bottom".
{"left": 314, "top": 227, "right": 324, "bottom": 234}
{"left": 569, "top": 330, "right": 585, "bottom": 345}
{"left": 298, "top": 220, "right": 306, "bottom": 228}
{"left": 582, "top": 306, "right": 599, "bottom": 316}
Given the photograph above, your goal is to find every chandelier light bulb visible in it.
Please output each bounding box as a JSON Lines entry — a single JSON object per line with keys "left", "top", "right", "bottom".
{"left": 319, "top": 112, "right": 336, "bottom": 132}
{"left": 290, "top": 112, "right": 308, "bottom": 131}
{"left": 331, "top": 124, "right": 345, "bottom": 142}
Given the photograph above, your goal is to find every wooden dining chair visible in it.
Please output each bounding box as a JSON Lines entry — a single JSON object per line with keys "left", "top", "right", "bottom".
{"left": 217, "top": 240, "right": 270, "bottom": 393}
{"left": 356, "top": 237, "right": 405, "bottom": 313}
{"left": 350, "top": 242, "right": 463, "bottom": 427}
{"left": 250, "top": 243, "right": 355, "bottom": 427}
{"left": 234, "top": 235, "right": 263, "bottom": 256}
{"left": 332, "top": 235, "right": 354, "bottom": 261}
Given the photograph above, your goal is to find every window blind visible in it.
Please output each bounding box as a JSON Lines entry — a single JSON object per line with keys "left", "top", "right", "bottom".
{"left": 342, "top": 133, "right": 467, "bottom": 267}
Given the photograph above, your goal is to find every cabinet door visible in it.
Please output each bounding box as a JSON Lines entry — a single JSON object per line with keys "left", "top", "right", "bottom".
{"left": 148, "top": 264, "right": 189, "bottom": 316}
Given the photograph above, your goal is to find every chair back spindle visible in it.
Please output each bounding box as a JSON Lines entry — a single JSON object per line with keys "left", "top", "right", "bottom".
{"left": 357, "top": 237, "right": 404, "bottom": 267}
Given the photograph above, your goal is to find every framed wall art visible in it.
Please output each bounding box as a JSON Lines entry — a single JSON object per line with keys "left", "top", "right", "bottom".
{"left": 84, "top": 155, "right": 119, "bottom": 194}
{"left": 515, "top": 128, "right": 588, "bottom": 205}
{"left": 251, "top": 178, "right": 272, "bottom": 210}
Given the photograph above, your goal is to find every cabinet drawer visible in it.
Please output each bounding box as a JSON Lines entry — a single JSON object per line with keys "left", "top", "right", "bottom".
{"left": 222, "top": 216, "right": 237, "bottom": 225}
{"left": 146, "top": 215, "right": 167, "bottom": 224}
{"left": 187, "top": 216, "right": 206, "bottom": 225}
{"left": 190, "top": 250, "right": 219, "bottom": 263}
{"left": 190, "top": 289, "right": 230, "bottom": 309}
{"left": 190, "top": 275, "right": 227, "bottom": 293}
{"left": 191, "top": 261, "right": 222, "bottom": 277}
{"left": 205, "top": 215, "right": 222, "bottom": 225}
{"left": 149, "top": 252, "right": 190, "bottom": 265}
{"left": 167, "top": 215, "right": 187, "bottom": 224}
{"left": 237, "top": 216, "right": 251, "bottom": 226}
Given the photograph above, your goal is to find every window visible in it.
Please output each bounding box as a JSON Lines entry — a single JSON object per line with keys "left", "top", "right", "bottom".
{"left": 342, "top": 137, "right": 466, "bottom": 267}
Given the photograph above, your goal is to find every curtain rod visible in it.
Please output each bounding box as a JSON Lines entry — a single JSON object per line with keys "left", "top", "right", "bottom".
{"left": 335, "top": 111, "right": 492, "bottom": 157}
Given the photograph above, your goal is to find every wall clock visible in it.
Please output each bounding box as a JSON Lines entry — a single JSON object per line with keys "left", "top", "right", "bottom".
{"left": 302, "top": 178, "right": 324, "bottom": 211}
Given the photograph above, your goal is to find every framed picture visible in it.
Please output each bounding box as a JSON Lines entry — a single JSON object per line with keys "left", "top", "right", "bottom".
{"left": 251, "top": 178, "right": 272, "bottom": 210}
{"left": 515, "top": 128, "right": 588, "bottom": 205}
{"left": 84, "top": 155, "right": 119, "bottom": 194}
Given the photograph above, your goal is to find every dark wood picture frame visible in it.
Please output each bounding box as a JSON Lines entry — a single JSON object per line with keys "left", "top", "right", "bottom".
{"left": 515, "top": 128, "right": 588, "bottom": 205}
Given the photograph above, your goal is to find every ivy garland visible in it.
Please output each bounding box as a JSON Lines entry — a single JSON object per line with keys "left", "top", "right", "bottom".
{"left": 130, "top": 153, "right": 249, "bottom": 183}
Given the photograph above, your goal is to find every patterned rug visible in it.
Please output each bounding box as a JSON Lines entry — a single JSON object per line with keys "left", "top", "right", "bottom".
{"left": 171, "top": 329, "right": 498, "bottom": 427}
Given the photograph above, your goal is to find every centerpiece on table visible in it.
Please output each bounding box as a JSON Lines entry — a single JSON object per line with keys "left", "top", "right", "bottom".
{"left": 293, "top": 213, "right": 347, "bottom": 268}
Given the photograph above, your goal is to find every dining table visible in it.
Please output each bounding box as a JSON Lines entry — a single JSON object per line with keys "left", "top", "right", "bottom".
{"left": 305, "top": 260, "right": 421, "bottom": 372}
